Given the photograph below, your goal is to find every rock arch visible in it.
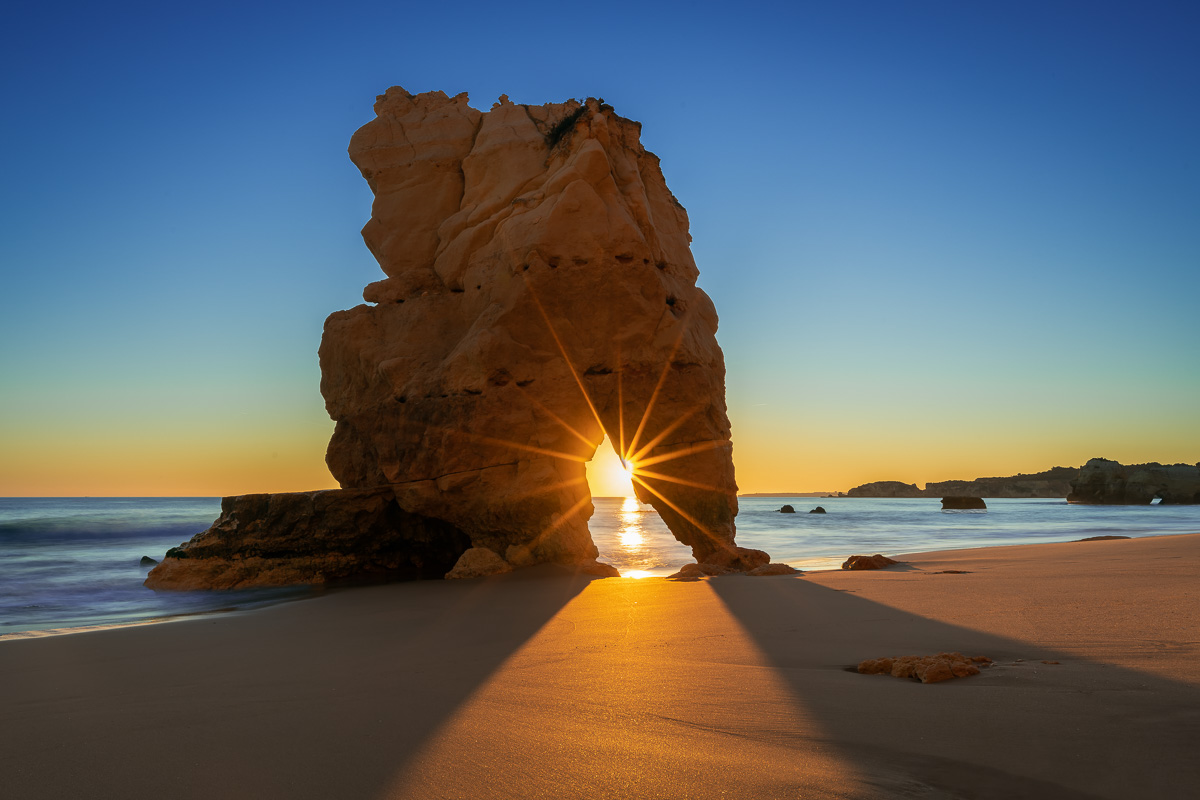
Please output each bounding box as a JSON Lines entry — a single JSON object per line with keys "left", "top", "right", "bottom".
{"left": 146, "top": 88, "right": 766, "bottom": 590}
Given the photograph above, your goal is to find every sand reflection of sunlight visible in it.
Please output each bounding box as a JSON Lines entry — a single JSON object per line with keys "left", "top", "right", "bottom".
{"left": 386, "top": 580, "right": 856, "bottom": 798}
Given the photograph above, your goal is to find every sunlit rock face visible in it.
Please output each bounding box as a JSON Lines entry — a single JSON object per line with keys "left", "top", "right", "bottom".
{"left": 1067, "top": 458, "right": 1200, "bottom": 505}
{"left": 146, "top": 87, "right": 755, "bottom": 591}
{"left": 322, "top": 87, "right": 750, "bottom": 571}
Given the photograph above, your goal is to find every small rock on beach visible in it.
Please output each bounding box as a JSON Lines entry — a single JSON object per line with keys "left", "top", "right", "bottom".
{"left": 858, "top": 652, "right": 993, "bottom": 683}
{"left": 842, "top": 554, "right": 898, "bottom": 570}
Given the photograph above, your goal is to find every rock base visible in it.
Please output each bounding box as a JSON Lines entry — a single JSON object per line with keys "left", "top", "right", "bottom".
{"left": 145, "top": 488, "right": 472, "bottom": 590}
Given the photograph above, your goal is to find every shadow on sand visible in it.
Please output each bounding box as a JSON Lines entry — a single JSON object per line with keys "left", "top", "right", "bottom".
{"left": 0, "top": 567, "right": 597, "bottom": 800}
{"left": 710, "top": 576, "right": 1200, "bottom": 799}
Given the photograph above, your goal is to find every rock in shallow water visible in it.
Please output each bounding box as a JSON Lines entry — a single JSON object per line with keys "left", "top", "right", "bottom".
{"left": 941, "top": 496, "right": 986, "bottom": 510}
{"left": 145, "top": 489, "right": 472, "bottom": 590}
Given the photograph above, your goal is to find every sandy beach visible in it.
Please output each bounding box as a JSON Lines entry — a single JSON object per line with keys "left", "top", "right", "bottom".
{"left": 2, "top": 533, "right": 1197, "bottom": 799}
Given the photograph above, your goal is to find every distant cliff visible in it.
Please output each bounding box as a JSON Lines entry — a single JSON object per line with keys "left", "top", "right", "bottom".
{"left": 847, "top": 466, "right": 1079, "bottom": 498}
{"left": 1067, "top": 458, "right": 1200, "bottom": 505}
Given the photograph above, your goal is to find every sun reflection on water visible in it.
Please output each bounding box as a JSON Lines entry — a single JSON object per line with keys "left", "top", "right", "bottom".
{"left": 587, "top": 494, "right": 693, "bottom": 578}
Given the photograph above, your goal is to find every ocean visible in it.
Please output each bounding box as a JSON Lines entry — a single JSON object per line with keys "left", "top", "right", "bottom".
{"left": 3, "top": 496, "right": 1197, "bottom": 636}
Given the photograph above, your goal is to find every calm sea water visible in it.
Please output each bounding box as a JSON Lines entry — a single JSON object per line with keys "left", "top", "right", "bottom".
{"left": 2, "top": 496, "right": 1197, "bottom": 636}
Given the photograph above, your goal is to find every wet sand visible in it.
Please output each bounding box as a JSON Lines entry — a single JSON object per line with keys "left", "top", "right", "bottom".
{"left": 2, "top": 533, "right": 1197, "bottom": 799}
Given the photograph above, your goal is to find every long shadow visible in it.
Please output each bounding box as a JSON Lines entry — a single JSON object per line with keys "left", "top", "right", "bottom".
{"left": 0, "top": 567, "right": 596, "bottom": 800}
{"left": 710, "top": 576, "right": 1200, "bottom": 800}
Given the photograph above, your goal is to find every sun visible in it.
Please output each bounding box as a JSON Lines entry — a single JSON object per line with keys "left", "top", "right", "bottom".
{"left": 585, "top": 435, "right": 637, "bottom": 498}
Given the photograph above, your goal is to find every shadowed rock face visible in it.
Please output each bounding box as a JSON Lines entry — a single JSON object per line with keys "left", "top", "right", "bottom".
{"left": 319, "top": 86, "right": 750, "bottom": 572}
{"left": 1067, "top": 458, "right": 1200, "bottom": 505}
{"left": 145, "top": 489, "right": 472, "bottom": 590}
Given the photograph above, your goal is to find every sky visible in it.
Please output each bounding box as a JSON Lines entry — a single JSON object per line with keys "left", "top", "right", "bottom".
{"left": 1, "top": 1, "right": 1197, "bottom": 496}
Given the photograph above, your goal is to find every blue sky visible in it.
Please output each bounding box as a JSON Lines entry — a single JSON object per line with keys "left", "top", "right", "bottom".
{"left": 2, "top": 1, "right": 1197, "bottom": 494}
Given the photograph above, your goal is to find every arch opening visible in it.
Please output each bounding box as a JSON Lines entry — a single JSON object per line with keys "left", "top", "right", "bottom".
{"left": 584, "top": 435, "right": 693, "bottom": 577}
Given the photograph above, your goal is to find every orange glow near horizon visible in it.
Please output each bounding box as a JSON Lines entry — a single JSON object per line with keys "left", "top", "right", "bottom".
{"left": 585, "top": 436, "right": 636, "bottom": 498}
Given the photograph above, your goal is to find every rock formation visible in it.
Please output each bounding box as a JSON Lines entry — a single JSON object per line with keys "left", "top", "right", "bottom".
{"left": 845, "top": 481, "right": 924, "bottom": 498}
{"left": 941, "top": 496, "right": 986, "bottom": 510}
{"left": 847, "top": 467, "right": 1078, "bottom": 498}
{"left": 841, "top": 554, "right": 899, "bottom": 570}
{"left": 857, "top": 652, "right": 993, "bottom": 683}
{"left": 1067, "top": 458, "right": 1200, "bottom": 505}
{"left": 146, "top": 489, "right": 471, "bottom": 590}
{"left": 147, "top": 87, "right": 763, "bottom": 590}
{"left": 779, "top": 505, "right": 795, "bottom": 513}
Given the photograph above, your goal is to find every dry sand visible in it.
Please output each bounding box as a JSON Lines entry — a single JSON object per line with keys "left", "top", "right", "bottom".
{"left": 2, "top": 533, "right": 1197, "bottom": 799}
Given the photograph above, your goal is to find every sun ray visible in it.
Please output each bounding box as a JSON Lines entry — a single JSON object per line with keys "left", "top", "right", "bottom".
{"left": 524, "top": 276, "right": 610, "bottom": 443}
{"left": 472, "top": 435, "right": 591, "bottom": 464}
{"left": 512, "top": 383, "right": 597, "bottom": 452}
{"left": 616, "top": 337, "right": 626, "bottom": 466}
{"left": 629, "top": 467, "right": 736, "bottom": 495}
{"left": 630, "top": 473, "right": 724, "bottom": 549}
{"left": 422, "top": 423, "right": 592, "bottom": 465}
{"left": 522, "top": 494, "right": 594, "bottom": 552}
{"left": 507, "top": 475, "right": 589, "bottom": 502}
{"left": 633, "top": 439, "right": 730, "bottom": 470}
{"left": 623, "top": 306, "right": 695, "bottom": 460}
{"left": 628, "top": 407, "right": 699, "bottom": 463}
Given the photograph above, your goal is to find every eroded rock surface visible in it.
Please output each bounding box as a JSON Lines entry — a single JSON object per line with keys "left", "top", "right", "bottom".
{"left": 1067, "top": 458, "right": 1200, "bottom": 505}
{"left": 321, "top": 87, "right": 748, "bottom": 572}
{"left": 858, "top": 652, "right": 993, "bottom": 683}
{"left": 149, "top": 87, "right": 756, "bottom": 589}
{"left": 145, "top": 489, "right": 471, "bottom": 590}
{"left": 841, "top": 554, "right": 899, "bottom": 570}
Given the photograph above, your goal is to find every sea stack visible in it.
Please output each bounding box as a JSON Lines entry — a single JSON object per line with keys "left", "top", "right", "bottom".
{"left": 147, "top": 88, "right": 761, "bottom": 590}
{"left": 942, "top": 497, "right": 986, "bottom": 510}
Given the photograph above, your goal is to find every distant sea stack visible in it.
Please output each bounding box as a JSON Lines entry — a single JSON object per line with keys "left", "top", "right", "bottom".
{"left": 942, "top": 497, "right": 986, "bottom": 510}
{"left": 147, "top": 87, "right": 766, "bottom": 591}
{"left": 845, "top": 481, "right": 924, "bottom": 498}
{"left": 1067, "top": 458, "right": 1200, "bottom": 505}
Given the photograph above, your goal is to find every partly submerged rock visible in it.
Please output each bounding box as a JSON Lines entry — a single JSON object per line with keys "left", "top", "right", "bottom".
{"left": 1075, "top": 535, "right": 1131, "bottom": 542}
{"left": 845, "top": 481, "right": 924, "bottom": 498}
{"left": 941, "top": 496, "right": 986, "bottom": 510}
{"left": 139, "top": 556, "right": 159, "bottom": 566}
{"left": 779, "top": 504, "right": 795, "bottom": 513}
{"left": 809, "top": 506, "right": 826, "bottom": 514}
{"left": 841, "top": 554, "right": 899, "bottom": 571}
{"left": 858, "top": 652, "right": 993, "bottom": 683}
{"left": 145, "top": 489, "right": 471, "bottom": 590}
